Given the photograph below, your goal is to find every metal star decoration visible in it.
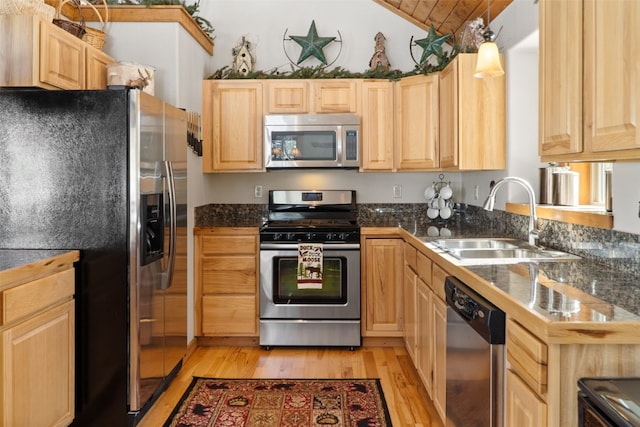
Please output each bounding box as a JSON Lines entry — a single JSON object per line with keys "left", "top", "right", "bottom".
{"left": 414, "top": 24, "right": 451, "bottom": 65}
{"left": 289, "top": 20, "right": 336, "bottom": 65}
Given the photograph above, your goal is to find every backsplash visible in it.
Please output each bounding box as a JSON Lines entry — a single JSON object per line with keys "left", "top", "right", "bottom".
{"left": 194, "top": 203, "right": 640, "bottom": 277}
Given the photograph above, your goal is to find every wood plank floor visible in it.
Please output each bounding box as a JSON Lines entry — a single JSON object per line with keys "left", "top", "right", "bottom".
{"left": 138, "top": 345, "right": 444, "bottom": 426}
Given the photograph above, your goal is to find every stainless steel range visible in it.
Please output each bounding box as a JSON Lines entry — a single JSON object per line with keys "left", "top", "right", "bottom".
{"left": 259, "top": 190, "right": 361, "bottom": 349}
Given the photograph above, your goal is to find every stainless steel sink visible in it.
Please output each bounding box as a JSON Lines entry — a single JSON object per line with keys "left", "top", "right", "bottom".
{"left": 430, "top": 238, "right": 581, "bottom": 264}
{"left": 450, "top": 248, "right": 578, "bottom": 260}
{"left": 432, "top": 238, "right": 520, "bottom": 250}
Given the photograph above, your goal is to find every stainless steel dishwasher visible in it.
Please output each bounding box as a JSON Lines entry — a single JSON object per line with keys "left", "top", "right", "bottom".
{"left": 445, "top": 276, "right": 506, "bottom": 427}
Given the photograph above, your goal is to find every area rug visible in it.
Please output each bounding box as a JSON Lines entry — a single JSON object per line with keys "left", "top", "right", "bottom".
{"left": 164, "top": 377, "right": 393, "bottom": 426}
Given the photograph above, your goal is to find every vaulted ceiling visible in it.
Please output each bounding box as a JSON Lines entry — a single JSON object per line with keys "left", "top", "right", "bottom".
{"left": 372, "top": 0, "right": 513, "bottom": 42}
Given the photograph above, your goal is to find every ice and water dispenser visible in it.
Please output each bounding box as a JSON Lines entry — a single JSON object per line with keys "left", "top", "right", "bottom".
{"left": 141, "top": 193, "right": 164, "bottom": 265}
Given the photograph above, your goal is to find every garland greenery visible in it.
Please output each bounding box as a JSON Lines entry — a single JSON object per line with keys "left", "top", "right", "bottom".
{"left": 207, "top": 50, "right": 457, "bottom": 81}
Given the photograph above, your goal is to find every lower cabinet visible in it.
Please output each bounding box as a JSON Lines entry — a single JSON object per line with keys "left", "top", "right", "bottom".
{"left": 506, "top": 369, "right": 547, "bottom": 427}
{"left": 0, "top": 255, "right": 77, "bottom": 427}
{"left": 363, "top": 237, "right": 404, "bottom": 336}
{"left": 403, "top": 264, "right": 417, "bottom": 362}
{"left": 195, "top": 227, "right": 259, "bottom": 337}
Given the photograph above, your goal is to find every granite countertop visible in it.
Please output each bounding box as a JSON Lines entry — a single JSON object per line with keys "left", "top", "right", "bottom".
{"left": 0, "top": 249, "right": 80, "bottom": 289}
{"left": 394, "top": 224, "right": 640, "bottom": 342}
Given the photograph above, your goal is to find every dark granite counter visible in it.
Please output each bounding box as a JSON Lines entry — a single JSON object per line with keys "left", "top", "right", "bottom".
{"left": 396, "top": 224, "right": 640, "bottom": 322}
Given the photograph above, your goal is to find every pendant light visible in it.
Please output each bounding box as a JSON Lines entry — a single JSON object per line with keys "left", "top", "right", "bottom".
{"left": 474, "top": 0, "right": 504, "bottom": 78}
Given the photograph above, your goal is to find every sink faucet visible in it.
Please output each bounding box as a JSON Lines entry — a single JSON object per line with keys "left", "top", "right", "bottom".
{"left": 482, "top": 176, "right": 540, "bottom": 247}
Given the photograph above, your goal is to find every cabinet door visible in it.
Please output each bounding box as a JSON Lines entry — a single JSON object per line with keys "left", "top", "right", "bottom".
{"left": 583, "top": 0, "right": 640, "bottom": 154}
{"left": 40, "top": 20, "right": 85, "bottom": 90}
{"left": 312, "top": 80, "right": 360, "bottom": 113}
{"left": 202, "top": 80, "right": 264, "bottom": 172}
{"left": 439, "top": 59, "right": 458, "bottom": 168}
{"left": 360, "top": 80, "right": 395, "bottom": 171}
{"left": 2, "top": 301, "right": 74, "bottom": 427}
{"left": 416, "top": 278, "right": 433, "bottom": 396}
{"left": 266, "top": 80, "right": 310, "bottom": 113}
{"left": 364, "top": 238, "right": 403, "bottom": 336}
{"left": 506, "top": 369, "right": 548, "bottom": 427}
{"left": 432, "top": 295, "right": 447, "bottom": 423}
{"left": 395, "top": 74, "right": 439, "bottom": 170}
{"left": 539, "top": 0, "right": 583, "bottom": 157}
{"left": 403, "top": 264, "right": 417, "bottom": 362}
{"left": 86, "top": 48, "right": 113, "bottom": 89}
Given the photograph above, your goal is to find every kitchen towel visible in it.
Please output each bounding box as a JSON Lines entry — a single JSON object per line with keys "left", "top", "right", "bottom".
{"left": 297, "top": 242, "right": 323, "bottom": 289}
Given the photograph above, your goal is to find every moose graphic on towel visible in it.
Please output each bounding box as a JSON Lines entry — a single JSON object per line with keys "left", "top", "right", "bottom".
{"left": 297, "top": 243, "right": 323, "bottom": 289}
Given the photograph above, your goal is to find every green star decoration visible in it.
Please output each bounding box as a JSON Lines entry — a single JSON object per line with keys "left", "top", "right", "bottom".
{"left": 290, "top": 20, "right": 336, "bottom": 65}
{"left": 414, "top": 24, "right": 451, "bottom": 65}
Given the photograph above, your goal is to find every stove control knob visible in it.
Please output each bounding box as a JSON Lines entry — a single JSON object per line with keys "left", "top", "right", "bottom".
{"left": 338, "top": 232, "right": 348, "bottom": 241}
{"left": 273, "top": 233, "right": 283, "bottom": 241}
{"left": 325, "top": 232, "right": 336, "bottom": 241}
{"left": 286, "top": 233, "right": 297, "bottom": 241}
{"left": 306, "top": 232, "right": 316, "bottom": 241}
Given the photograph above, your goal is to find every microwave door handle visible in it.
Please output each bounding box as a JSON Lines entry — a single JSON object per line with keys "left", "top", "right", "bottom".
{"left": 160, "top": 160, "right": 177, "bottom": 290}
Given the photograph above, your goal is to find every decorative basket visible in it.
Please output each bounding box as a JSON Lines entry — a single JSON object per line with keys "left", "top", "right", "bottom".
{"left": 80, "top": 0, "right": 108, "bottom": 50}
{"left": 52, "top": 0, "right": 85, "bottom": 39}
{"left": 0, "top": 0, "right": 56, "bottom": 22}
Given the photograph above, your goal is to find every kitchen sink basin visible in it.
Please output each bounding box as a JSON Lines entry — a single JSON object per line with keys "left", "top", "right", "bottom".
{"left": 450, "top": 248, "right": 578, "bottom": 260}
{"left": 432, "top": 238, "right": 520, "bottom": 250}
{"left": 430, "top": 238, "right": 581, "bottom": 264}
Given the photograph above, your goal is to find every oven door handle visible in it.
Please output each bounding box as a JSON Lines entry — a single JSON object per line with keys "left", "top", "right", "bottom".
{"left": 260, "top": 243, "right": 360, "bottom": 250}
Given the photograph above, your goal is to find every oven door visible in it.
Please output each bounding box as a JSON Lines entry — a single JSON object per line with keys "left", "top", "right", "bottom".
{"left": 259, "top": 243, "right": 360, "bottom": 320}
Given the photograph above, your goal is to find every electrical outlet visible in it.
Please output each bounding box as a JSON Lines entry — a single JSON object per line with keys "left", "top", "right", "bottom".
{"left": 393, "top": 185, "right": 402, "bottom": 198}
{"left": 254, "top": 185, "right": 262, "bottom": 198}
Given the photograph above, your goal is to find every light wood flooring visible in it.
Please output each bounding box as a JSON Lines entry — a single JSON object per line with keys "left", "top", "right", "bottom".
{"left": 138, "top": 345, "right": 444, "bottom": 426}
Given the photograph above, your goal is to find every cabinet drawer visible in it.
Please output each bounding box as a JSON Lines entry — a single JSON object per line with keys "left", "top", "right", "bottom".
{"left": 201, "top": 256, "right": 256, "bottom": 294}
{"left": 201, "top": 235, "right": 256, "bottom": 255}
{"left": 202, "top": 295, "right": 257, "bottom": 336}
{"left": 1, "top": 268, "right": 74, "bottom": 326}
{"left": 404, "top": 242, "right": 417, "bottom": 270}
{"left": 430, "top": 263, "right": 448, "bottom": 301}
{"left": 507, "top": 317, "right": 548, "bottom": 396}
{"left": 416, "top": 252, "right": 432, "bottom": 283}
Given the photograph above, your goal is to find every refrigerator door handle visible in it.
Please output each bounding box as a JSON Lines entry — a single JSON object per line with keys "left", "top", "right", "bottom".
{"left": 160, "top": 160, "right": 177, "bottom": 290}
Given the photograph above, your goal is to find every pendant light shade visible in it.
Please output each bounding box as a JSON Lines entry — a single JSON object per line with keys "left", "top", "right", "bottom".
{"left": 474, "top": 38, "right": 504, "bottom": 78}
{"left": 474, "top": 0, "right": 505, "bottom": 78}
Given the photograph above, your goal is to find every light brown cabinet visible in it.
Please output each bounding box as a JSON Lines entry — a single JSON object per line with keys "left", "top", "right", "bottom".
{"left": 362, "top": 237, "right": 404, "bottom": 336}
{"left": 403, "top": 264, "right": 417, "bottom": 360}
{"left": 0, "top": 252, "right": 77, "bottom": 427}
{"left": 539, "top": 0, "right": 639, "bottom": 161}
{"left": 0, "top": 15, "right": 113, "bottom": 90}
{"left": 202, "top": 80, "right": 264, "bottom": 172}
{"left": 439, "top": 53, "right": 506, "bottom": 170}
{"left": 194, "top": 228, "right": 259, "bottom": 337}
{"left": 360, "top": 80, "right": 395, "bottom": 171}
{"left": 265, "top": 79, "right": 360, "bottom": 114}
{"left": 395, "top": 74, "right": 439, "bottom": 170}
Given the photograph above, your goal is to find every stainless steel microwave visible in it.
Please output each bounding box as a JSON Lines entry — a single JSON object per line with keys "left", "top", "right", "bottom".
{"left": 264, "top": 114, "right": 360, "bottom": 169}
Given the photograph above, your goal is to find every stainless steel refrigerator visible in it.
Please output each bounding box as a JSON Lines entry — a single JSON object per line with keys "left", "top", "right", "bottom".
{"left": 0, "top": 89, "right": 188, "bottom": 426}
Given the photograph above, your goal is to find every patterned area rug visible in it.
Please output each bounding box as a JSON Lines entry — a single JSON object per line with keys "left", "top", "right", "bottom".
{"left": 164, "top": 377, "right": 393, "bottom": 426}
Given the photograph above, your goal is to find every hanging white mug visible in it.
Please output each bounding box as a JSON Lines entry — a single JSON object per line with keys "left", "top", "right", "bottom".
{"left": 440, "top": 206, "right": 452, "bottom": 219}
{"left": 424, "top": 185, "right": 436, "bottom": 200}
{"left": 440, "top": 185, "right": 453, "bottom": 200}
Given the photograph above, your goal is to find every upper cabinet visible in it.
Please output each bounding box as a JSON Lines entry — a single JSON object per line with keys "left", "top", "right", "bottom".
{"left": 202, "top": 80, "right": 264, "bottom": 172}
{"left": 539, "top": 0, "right": 639, "bottom": 161}
{"left": 203, "top": 67, "right": 506, "bottom": 173}
{"left": 395, "top": 74, "right": 439, "bottom": 170}
{"left": 0, "top": 15, "right": 113, "bottom": 90}
{"left": 360, "top": 80, "right": 395, "bottom": 171}
{"left": 439, "top": 53, "right": 506, "bottom": 170}
{"left": 265, "top": 79, "right": 360, "bottom": 114}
